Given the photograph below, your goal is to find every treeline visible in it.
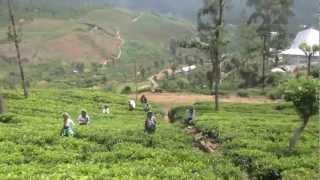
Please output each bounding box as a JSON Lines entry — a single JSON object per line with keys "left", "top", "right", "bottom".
{"left": 0, "top": 0, "right": 318, "bottom": 26}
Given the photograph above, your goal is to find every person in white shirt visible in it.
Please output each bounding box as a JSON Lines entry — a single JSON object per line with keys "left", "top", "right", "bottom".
{"left": 60, "top": 112, "right": 75, "bottom": 137}
{"left": 128, "top": 100, "right": 136, "bottom": 111}
{"left": 102, "top": 105, "right": 110, "bottom": 114}
{"left": 78, "top": 109, "right": 90, "bottom": 125}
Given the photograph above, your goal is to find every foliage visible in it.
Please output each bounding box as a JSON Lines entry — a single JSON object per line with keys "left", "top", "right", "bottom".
{"left": 267, "top": 88, "right": 282, "bottom": 100}
{"left": 237, "top": 90, "right": 249, "bottom": 97}
{"left": 265, "top": 73, "right": 290, "bottom": 87}
{"left": 247, "top": 0, "right": 294, "bottom": 49}
{"left": 280, "top": 77, "right": 319, "bottom": 151}
{"left": 239, "top": 63, "right": 260, "bottom": 88}
{"left": 0, "top": 96, "right": 4, "bottom": 113}
{"left": 310, "top": 64, "right": 320, "bottom": 78}
{"left": 281, "top": 77, "right": 319, "bottom": 120}
{"left": 0, "top": 113, "right": 17, "bottom": 123}
{"left": 0, "top": 89, "right": 246, "bottom": 179}
{"left": 299, "top": 43, "right": 320, "bottom": 57}
{"left": 121, "top": 86, "right": 132, "bottom": 94}
{"left": 299, "top": 43, "right": 320, "bottom": 75}
{"left": 173, "top": 102, "right": 319, "bottom": 179}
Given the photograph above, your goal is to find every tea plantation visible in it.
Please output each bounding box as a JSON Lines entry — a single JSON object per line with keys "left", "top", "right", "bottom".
{"left": 0, "top": 89, "right": 246, "bottom": 179}
{"left": 174, "top": 103, "right": 319, "bottom": 180}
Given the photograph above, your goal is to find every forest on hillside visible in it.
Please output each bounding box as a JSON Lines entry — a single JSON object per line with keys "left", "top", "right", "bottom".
{"left": 0, "top": 0, "right": 319, "bottom": 25}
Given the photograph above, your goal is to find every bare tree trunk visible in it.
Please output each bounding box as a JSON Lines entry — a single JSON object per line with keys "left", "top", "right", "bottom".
{"left": 134, "top": 58, "right": 138, "bottom": 102}
{"left": 8, "top": 0, "right": 28, "bottom": 98}
{"left": 0, "top": 96, "right": 4, "bottom": 114}
{"left": 262, "top": 34, "right": 267, "bottom": 92}
{"left": 212, "top": 0, "right": 224, "bottom": 111}
{"left": 307, "top": 55, "right": 311, "bottom": 76}
{"left": 289, "top": 118, "right": 309, "bottom": 151}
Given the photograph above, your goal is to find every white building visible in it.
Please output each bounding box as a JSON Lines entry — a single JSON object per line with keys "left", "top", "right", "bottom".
{"left": 281, "top": 28, "right": 319, "bottom": 65}
{"left": 175, "top": 65, "right": 197, "bottom": 74}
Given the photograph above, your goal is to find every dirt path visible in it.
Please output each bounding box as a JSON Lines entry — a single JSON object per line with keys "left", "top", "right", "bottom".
{"left": 114, "top": 30, "right": 124, "bottom": 60}
{"left": 135, "top": 92, "right": 273, "bottom": 114}
{"left": 131, "top": 13, "right": 143, "bottom": 23}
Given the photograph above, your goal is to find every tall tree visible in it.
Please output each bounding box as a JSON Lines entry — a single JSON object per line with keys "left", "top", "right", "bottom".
{"left": 247, "top": 0, "right": 294, "bottom": 91}
{"left": 179, "top": 0, "right": 226, "bottom": 111}
{"left": 7, "top": 0, "right": 28, "bottom": 98}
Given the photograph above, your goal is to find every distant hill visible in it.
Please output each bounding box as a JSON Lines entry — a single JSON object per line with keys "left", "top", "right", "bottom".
{"left": 0, "top": 6, "right": 193, "bottom": 63}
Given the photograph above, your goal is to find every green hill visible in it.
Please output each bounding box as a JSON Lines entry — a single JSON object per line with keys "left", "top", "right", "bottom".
{"left": 0, "top": 6, "right": 193, "bottom": 61}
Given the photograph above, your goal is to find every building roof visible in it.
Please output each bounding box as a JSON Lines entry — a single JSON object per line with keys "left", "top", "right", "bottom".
{"left": 281, "top": 28, "right": 319, "bottom": 56}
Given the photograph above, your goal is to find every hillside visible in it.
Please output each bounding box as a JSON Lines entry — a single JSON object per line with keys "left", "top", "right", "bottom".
{"left": 0, "top": 6, "right": 193, "bottom": 63}
{"left": 0, "top": 6, "right": 194, "bottom": 88}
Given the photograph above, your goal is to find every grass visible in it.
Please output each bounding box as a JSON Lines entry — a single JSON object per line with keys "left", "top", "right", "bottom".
{"left": 173, "top": 102, "right": 319, "bottom": 179}
{"left": 0, "top": 89, "right": 245, "bottom": 179}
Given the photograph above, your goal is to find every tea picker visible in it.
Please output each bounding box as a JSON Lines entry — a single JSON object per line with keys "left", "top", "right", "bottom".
{"left": 60, "top": 112, "right": 75, "bottom": 137}
{"left": 144, "top": 111, "right": 157, "bottom": 134}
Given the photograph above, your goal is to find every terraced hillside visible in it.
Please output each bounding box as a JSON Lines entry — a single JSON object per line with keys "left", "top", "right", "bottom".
{"left": 0, "top": 89, "right": 245, "bottom": 179}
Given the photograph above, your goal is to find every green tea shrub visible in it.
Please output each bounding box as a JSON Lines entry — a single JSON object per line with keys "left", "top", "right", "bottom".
{"left": 0, "top": 113, "right": 18, "bottom": 123}
{"left": 281, "top": 77, "right": 319, "bottom": 151}
{"left": 174, "top": 102, "right": 318, "bottom": 179}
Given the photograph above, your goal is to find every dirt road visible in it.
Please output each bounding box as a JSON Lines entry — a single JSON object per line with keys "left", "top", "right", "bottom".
{"left": 131, "top": 92, "right": 273, "bottom": 115}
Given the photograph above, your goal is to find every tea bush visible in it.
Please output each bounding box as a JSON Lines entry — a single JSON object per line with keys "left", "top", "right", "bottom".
{"left": 0, "top": 113, "right": 18, "bottom": 124}
{"left": 0, "top": 89, "right": 245, "bottom": 179}
{"left": 173, "top": 103, "right": 319, "bottom": 180}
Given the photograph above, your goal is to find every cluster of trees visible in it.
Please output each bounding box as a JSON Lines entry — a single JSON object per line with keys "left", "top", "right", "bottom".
{"left": 175, "top": 0, "right": 319, "bottom": 151}
{"left": 177, "top": 0, "right": 297, "bottom": 110}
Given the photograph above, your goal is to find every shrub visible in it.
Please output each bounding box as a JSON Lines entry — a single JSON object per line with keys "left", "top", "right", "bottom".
{"left": 310, "top": 65, "right": 320, "bottom": 78}
{"left": 160, "top": 80, "right": 179, "bottom": 91}
{"left": 121, "top": 86, "right": 132, "bottom": 94}
{"left": 237, "top": 90, "right": 249, "bottom": 97}
{"left": 0, "top": 113, "right": 18, "bottom": 123}
{"left": 266, "top": 73, "right": 289, "bottom": 86}
{"left": 281, "top": 77, "right": 319, "bottom": 151}
{"left": 267, "top": 89, "right": 282, "bottom": 100}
